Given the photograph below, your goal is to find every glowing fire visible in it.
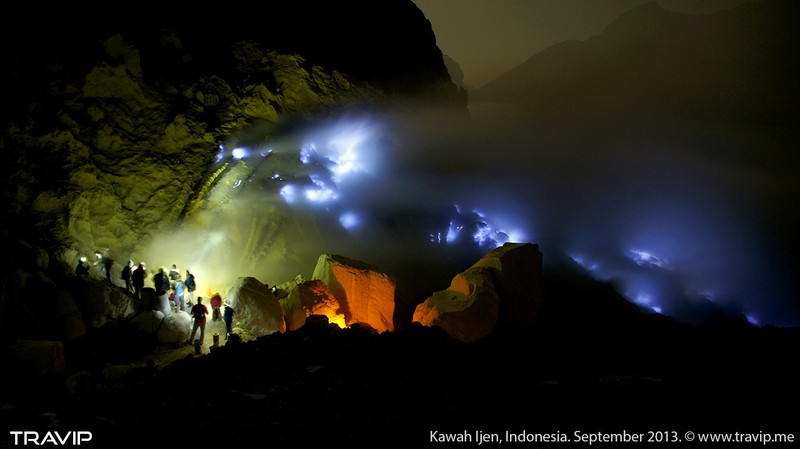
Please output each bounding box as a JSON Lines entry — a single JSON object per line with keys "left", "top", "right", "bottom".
{"left": 315, "top": 309, "right": 347, "bottom": 329}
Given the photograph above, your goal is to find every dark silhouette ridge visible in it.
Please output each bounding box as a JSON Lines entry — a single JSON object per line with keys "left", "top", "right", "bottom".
{"left": 2, "top": 0, "right": 466, "bottom": 122}
{"left": 473, "top": 0, "right": 800, "bottom": 126}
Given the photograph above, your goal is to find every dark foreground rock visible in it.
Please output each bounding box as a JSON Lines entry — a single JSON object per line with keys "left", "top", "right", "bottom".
{"left": 1, "top": 315, "right": 798, "bottom": 448}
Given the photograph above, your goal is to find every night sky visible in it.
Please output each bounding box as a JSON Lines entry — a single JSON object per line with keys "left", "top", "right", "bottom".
{"left": 413, "top": 0, "right": 758, "bottom": 88}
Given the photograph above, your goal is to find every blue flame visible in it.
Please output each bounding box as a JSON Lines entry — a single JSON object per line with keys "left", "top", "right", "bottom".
{"left": 231, "top": 147, "right": 248, "bottom": 159}
{"left": 300, "top": 145, "right": 315, "bottom": 164}
{"left": 199, "top": 108, "right": 798, "bottom": 327}
{"left": 280, "top": 184, "right": 297, "bottom": 204}
{"left": 627, "top": 249, "right": 669, "bottom": 268}
{"left": 304, "top": 174, "right": 338, "bottom": 203}
{"left": 339, "top": 211, "right": 360, "bottom": 230}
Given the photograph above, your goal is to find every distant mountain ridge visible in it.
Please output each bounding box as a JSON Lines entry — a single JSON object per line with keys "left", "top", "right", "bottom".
{"left": 472, "top": 0, "right": 799, "bottom": 125}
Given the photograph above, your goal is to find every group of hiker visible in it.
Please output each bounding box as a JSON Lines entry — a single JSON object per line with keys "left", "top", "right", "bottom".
{"left": 74, "top": 250, "right": 115, "bottom": 281}
{"left": 76, "top": 252, "right": 236, "bottom": 346}
{"left": 118, "top": 261, "right": 197, "bottom": 308}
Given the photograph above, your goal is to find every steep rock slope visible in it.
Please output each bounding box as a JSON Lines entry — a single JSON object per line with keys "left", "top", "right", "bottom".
{"left": 0, "top": 0, "right": 465, "bottom": 271}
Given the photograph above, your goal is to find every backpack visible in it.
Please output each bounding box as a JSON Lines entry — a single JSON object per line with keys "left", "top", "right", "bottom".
{"left": 192, "top": 304, "right": 207, "bottom": 319}
{"left": 185, "top": 274, "right": 196, "bottom": 291}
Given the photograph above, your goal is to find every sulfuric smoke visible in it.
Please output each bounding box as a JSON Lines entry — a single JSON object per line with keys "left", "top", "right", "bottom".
{"left": 139, "top": 102, "right": 800, "bottom": 327}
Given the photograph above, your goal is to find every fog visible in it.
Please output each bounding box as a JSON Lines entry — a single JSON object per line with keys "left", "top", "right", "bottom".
{"left": 140, "top": 101, "right": 799, "bottom": 327}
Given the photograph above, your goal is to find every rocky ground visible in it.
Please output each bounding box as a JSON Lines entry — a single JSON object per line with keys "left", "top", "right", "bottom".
{"left": 2, "top": 312, "right": 798, "bottom": 448}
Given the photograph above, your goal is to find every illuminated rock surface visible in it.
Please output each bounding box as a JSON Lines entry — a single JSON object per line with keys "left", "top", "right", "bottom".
{"left": 413, "top": 266, "right": 500, "bottom": 341}
{"left": 156, "top": 311, "right": 192, "bottom": 344}
{"left": 225, "top": 276, "right": 286, "bottom": 338}
{"left": 470, "top": 242, "right": 544, "bottom": 328}
{"left": 280, "top": 277, "right": 346, "bottom": 330}
{"left": 413, "top": 242, "right": 543, "bottom": 341}
{"left": 130, "top": 309, "right": 191, "bottom": 344}
{"left": 312, "top": 253, "right": 396, "bottom": 332}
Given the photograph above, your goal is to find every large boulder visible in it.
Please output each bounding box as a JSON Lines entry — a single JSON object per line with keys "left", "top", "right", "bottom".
{"left": 312, "top": 254, "right": 395, "bottom": 332}
{"left": 412, "top": 267, "right": 500, "bottom": 342}
{"left": 130, "top": 310, "right": 192, "bottom": 344}
{"left": 226, "top": 277, "right": 286, "bottom": 338}
{"left": 470, "top": 242, "right": 544, "bottom": 329}
{"left": 413, "top": 242, "right": 544, "bottom": 341}
{"left": 156, "top": 311, "right": 192, "bottom": 344}
{"left": 131, "top": 310, "right": 166, "bottom": 335}
{"left": 281, "top": 278, "right": 346, "bottom": 330}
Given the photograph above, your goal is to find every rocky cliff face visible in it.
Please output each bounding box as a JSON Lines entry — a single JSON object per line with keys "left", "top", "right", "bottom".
{"left": 0, "top": 1, "right": 464, "bottom": 343}
{"left": 0, "top": 0, "right": 464, "bottom": 273}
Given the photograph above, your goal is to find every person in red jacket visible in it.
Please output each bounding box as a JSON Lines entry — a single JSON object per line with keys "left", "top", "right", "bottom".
{"left": 187, "top": 297, "right": 209, "bottom": 345}
{"left": 210, "top": 292, "right": 223, "bottom": 322}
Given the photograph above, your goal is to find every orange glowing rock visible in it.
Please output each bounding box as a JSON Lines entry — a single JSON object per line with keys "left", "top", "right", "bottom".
{"left": 281, "top": 278, "right": 346, "bottom": 330}
{"left": 312, "top": 254, "right": 396, "bottom": 332}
